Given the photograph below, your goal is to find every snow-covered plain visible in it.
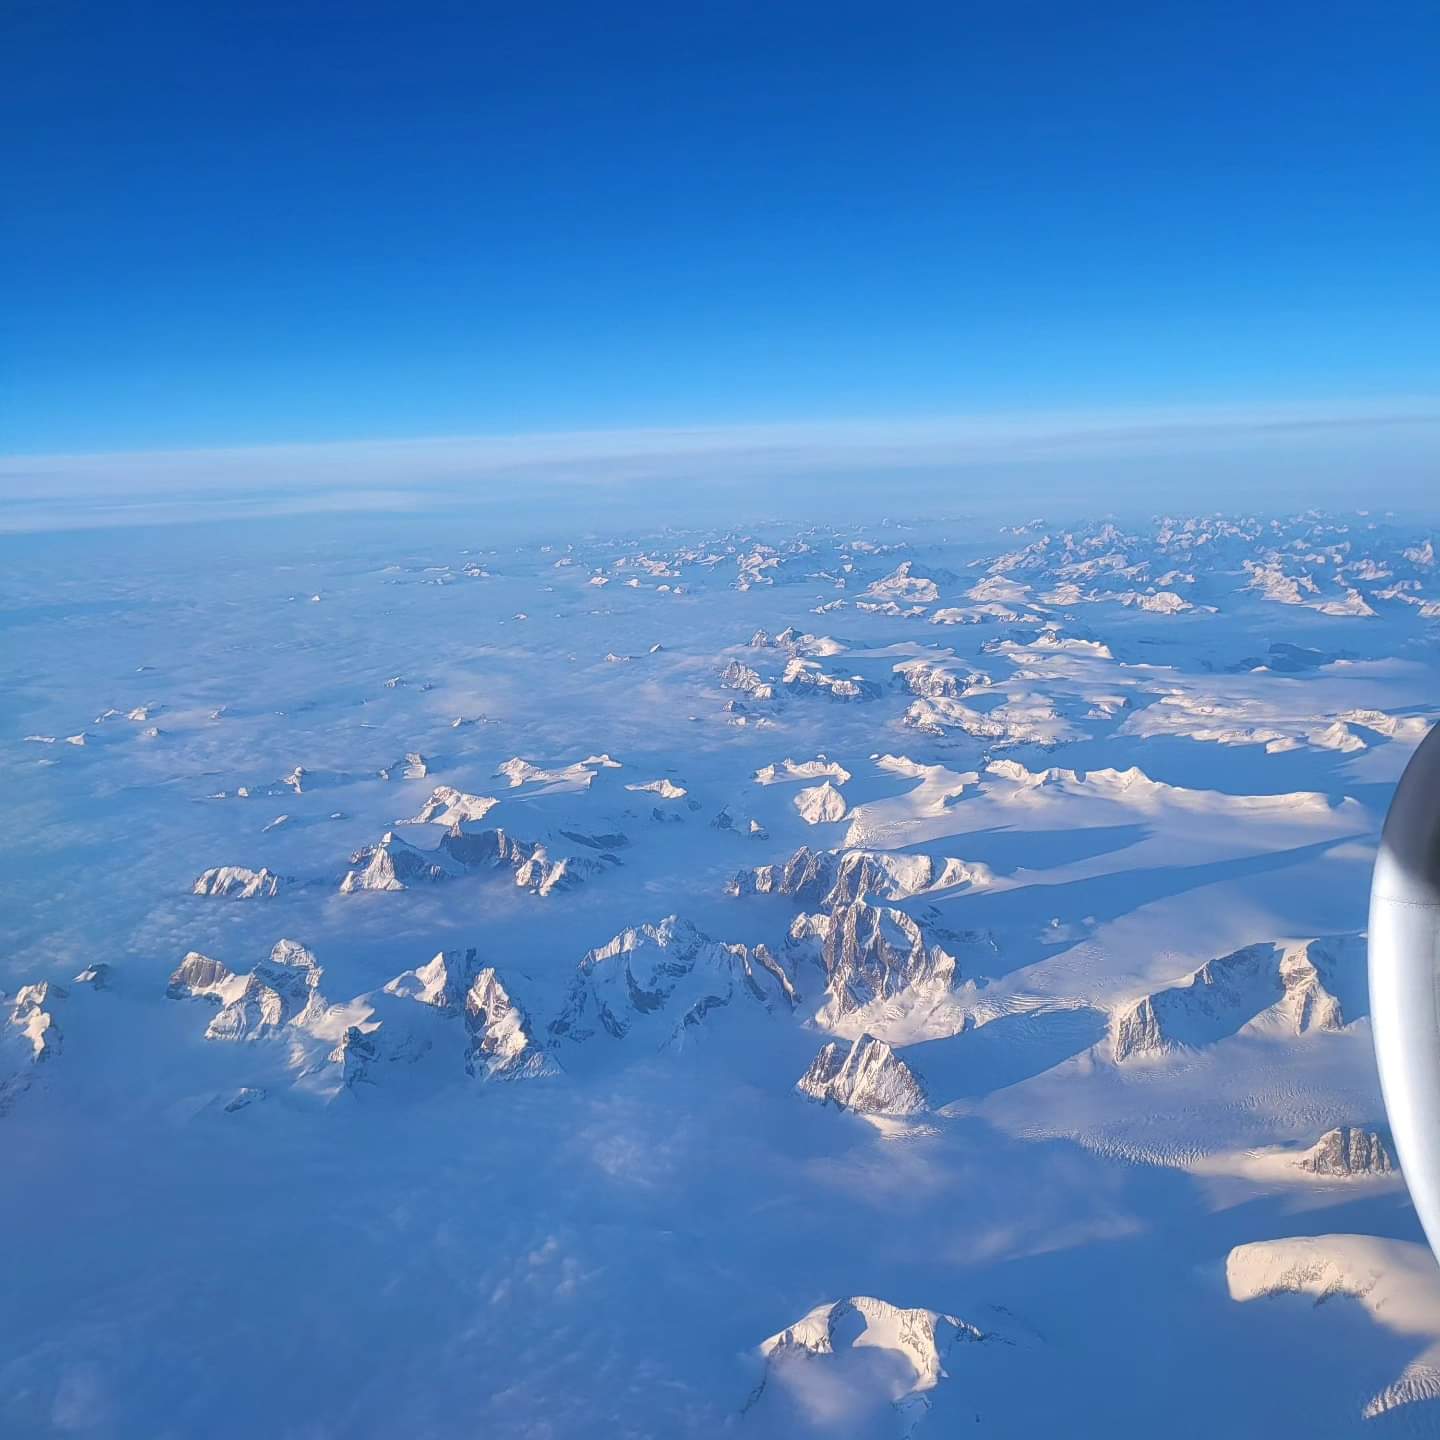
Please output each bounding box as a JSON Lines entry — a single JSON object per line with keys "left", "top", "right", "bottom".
{"left": 2, "top": 507, "right": 1439, "bottom": 1437}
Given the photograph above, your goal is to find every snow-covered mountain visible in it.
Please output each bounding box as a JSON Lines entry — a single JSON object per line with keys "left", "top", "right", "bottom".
{"left": 378, "top": 948, "right": 558, "bottom": 1081}
{"left": 1110, "top": 936, "right": 1360, "bottom": 1061}
{"left": 796, "top": 1033, "right": 928, "bottom": 1115}
{"left": 1298, "top": 1126, "right": 1394, "bottom": 1176}
{"left": 338, "top": 824, "right": 612, "bottom": 897}
{"left": 749, "top": 1295, "right": 991, "bottom": 1435}
{"left": 793, "top": 779, "right": 848, "bottom": 824}
{"left": 339, "top": 830, "right": 455, "bottom": 892}
{"left": 729, "top": 845, "right": 989, "bottom": 906}
{"left": 549, "top": 916, "right": 796, "bottom": 1049}
{"left": 786, "top": 900, "right": 974, "bottom": 1037}
{"left": 168, "top": 938, "right": 327, "bottom": 1041}
{"left": 862, "top": 561, "right": 946, "bottom": 604}
{"left": 193, "top": 864, "right": 289, "bottom": 898}
{"left": 401, "top": 784, "right": 501, "bottom": 825}
{"left": 463, "top": 966, "right": 559, "bottom": 1080}
{"left": 438, "top": 824, "right": 613, "bottom": 895}
{"left": 7, "top": 981, "right": 64, "bottom": 1064}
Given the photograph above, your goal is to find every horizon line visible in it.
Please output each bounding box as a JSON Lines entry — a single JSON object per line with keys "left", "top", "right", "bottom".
{"left": 5, "top": 395, "right": 1440, "bottom": 487}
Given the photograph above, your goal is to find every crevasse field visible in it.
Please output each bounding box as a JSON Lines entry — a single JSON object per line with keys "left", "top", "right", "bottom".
{"left": 4, "top": 507, "right": 1440, "bottom": 1438}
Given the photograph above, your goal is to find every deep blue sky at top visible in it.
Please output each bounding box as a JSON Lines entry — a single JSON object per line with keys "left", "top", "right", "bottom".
{"left": 3, "top": 0, "right": 1437, "bottom": 453}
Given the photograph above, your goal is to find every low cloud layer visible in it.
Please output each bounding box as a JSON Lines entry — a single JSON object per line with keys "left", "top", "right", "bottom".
{"left": 2, "top": 399, "right": 1437, "bottom": 532}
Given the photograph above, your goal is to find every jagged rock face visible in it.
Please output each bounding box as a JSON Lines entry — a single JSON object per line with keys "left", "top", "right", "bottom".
{"left": 721, "top": 660, "right": 771, "bottom": 698}
{"left": 193, "top": 866, "right": 287, "bottom": 899}
{"left": 339, "top": 832, "right": 451, "bottom": 892}
{"left": 403, "top": 786, "right": 500, "bottom": 826}
{"left": 204, "top": 980, "right": 293, "bottom": 1042}
{"left": 781, "top": 657, "right": 880, "bottom": 701}
{"left": 167, "top": 952, "right": 235, "bottom": 999}
{"left": 383, "top": 949, "right": 476, "bottom": 1013}
{"left": 797, "top": 1034, "right": 928, "bottom": 1115}
{"left": 748, "top": 626, "right": 803, "bottom": 649}
{"left": 730, "top": 845, "right": 839, "bottom": 905}
{"left": 1111, "top": 937, "right": 1353, "bottom": 1061}
{"left": 1298, "top": 1126, "right": 1394, "bottom": 1176}
{"left": 72, "top": 963, "right": 112, "bottom": 989}
{"left": 438, "top": 825, "right": 602, "bottom": 897}
{"left": 269, "top": 939, "right": 315, "bottom": 970}
{"left": 512, "top": 848, "right": 588, "bottom": 896}
{"left": 824, "top": 853, "right": 984, "bottom": 904}
{"left": 904, "top": 696, "right": 1008, "bottom": 739}
{"left": 1110, "top": 994, "right": 1163, "bottom": 1061}
{"left": 893, "top": 657, "right": 989, "bottom": 699}
{"left": 325, "top": 1019, "right": 434, "bottom": 1087}
{"left": 211, "top": 963, "right": 325, "bottom": 1043}
{"left": 464, "top": 968, "right": 558, "bottom": 1080}
{"left": 329, "top": 1025, "right": 380, "bottom": 1087}
{"left": 729, "top": 846, "right": 987, "bottom": 907}
{"left": 378, "top": 950, "right": 555, "bottom": 1082}
{"left": 908, "top": 693, "right": 1075, "bottom": 747}
{"left": 205, "top": 973, "right": 292, "bottom": 1042}
{"left": 786, "top": 902, "right": 959, "bottom": 1021}
{"left": 1278, "top": 939, "right": 1351, "bottom": 1032}
{"left": 439, "top": 824, "right": 532, "bottom": 873}
{"left": 549, "top": 916, "right": 796, "bottom": 1047}
{"left": 168, "top": 939, "right": 326, "bottom": 1042}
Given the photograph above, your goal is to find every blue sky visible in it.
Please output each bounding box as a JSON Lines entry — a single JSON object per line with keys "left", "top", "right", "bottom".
{"left": 2, "top": 0, "right": 1437, "bottom": 461}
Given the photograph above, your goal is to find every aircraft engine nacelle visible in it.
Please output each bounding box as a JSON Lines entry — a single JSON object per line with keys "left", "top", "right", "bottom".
{"left": 1371, "top": 722, "right": 1440, "bottom": 1263}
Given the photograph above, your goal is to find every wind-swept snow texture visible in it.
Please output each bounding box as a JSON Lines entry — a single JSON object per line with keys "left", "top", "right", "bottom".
{"left": 3, "top": 508, "right": 1439, "bottom": 1437}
